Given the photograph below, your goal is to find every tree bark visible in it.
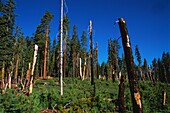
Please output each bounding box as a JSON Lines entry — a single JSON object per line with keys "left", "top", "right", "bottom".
{"left": 8, "top": 73, "right": 11, "bottom": 89}
{"left": 21, "top": 60, "right": 25, "bottom": 89}
{"left": 8, "top": 61, "right": 13, "bottom": 89}
{"left": 43, "top": 26, "right": 48, "bottom": 79}
{"left": 25, "top": 63, "right": 31, "bottom": 88}
{"left": 163, "top": 88, "right": 166, "bottom": 106}
{"left": 1, "top": 62, "right": 5, "bottom": 94}
{"left": 82, "top": 58, "right": 87, "bottom": 81}
{"left": 118, "top": 18, "right": 143, "bottom": 113}
{"left": 14, "top": 54, "right": 19, "bottom": 84}
{"left": 73, "top": 55, "right": 75, "bottom": 77}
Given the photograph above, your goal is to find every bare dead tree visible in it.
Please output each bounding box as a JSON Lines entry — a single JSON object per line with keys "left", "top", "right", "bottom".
{"left": 90, "top": 20, "right": 94, "bottom": 85}
{"left": 118, "top": 18, "right": 143, "bottom": 113}
{"left": 29, "top": 44, "right": 38, "bottom": 94}
{"left": 60, "top": 0, "right": 64, "bottom": 96}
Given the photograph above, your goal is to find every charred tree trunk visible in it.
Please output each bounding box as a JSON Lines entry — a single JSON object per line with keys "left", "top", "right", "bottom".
{"left": 118, "top": 18, "right": 143, "bottom": 113}
{"left": 118, "top": 72, "right": 126, "bottom": 113}
{"left": 90, "top": 20, "right": 94, "bottom": 85}
{"left": 43, "top": 26, "right": 48, "bottom": 79}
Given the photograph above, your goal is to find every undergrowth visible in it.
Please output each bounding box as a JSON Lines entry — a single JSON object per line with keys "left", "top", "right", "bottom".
{"left": 0, "top": 78, "right": 169, "bottom": 113}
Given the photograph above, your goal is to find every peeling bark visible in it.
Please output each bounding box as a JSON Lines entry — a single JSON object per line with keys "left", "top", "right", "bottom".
{"left": 118, "top": 18, "right": 143, "bottom": 113}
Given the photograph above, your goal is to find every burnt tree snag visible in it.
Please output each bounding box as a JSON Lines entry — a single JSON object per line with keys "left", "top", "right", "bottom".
{"left": 118, "top": 18, "right": 143, "bottom": 113}
{"left": 90, "top": 20, "right": 94, "bottom": 85}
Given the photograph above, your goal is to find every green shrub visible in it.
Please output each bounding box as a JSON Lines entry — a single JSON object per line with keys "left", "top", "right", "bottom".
{"left": 0, "top": 78, "right": 169, "bottom": 112}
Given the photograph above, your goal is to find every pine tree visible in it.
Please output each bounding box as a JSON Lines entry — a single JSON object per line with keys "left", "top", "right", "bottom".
{"left": 80, "top": 31, "right": 88, "bottom": 58}
{"left": 63, "top": 15, "right": 70, "bottom": 78}
{"left": 34, "top": 11, "right": 53, "bottom": 78}
{"left": 80, "top": 30, "right": 88, "bottom": 80}
{"left": 108, "top": 38, "right": 120, "bottom": 82}
{"left": 49, "top": 38, "right": 57, "bottom": 77}
{"left": 152, "top": 58, "right": 158, "bottom": 81}
{"left": 143, "top": 58, "right": 149, "bottom": 80}
{"left": 70, "top": 25, "right": 80, "bottom": 77}
{"left": 135, "top": 45, "right": 142, "bottom": 66}
{"left": 100, "top": 62, "right": 106, "bottom": 79}
{"left": 0, "top": 0, "right": 16, "bottom": 68}
{"left": 13, "top": 26, "right": 26, "bottom": 84}
{"left": 94, "top": 42, "right": 99, "bottom": 79}
{"left": 161, "top": 52, "right": 170, "bottom": 83}
{"left": 0, "top": 0, "right": 16, "bottom": 92}
{"left": 135, "top": 45, "right": 143, "bottom": 80}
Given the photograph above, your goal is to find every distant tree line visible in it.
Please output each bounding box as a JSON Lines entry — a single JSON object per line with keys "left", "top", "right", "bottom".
{"left": 105, "top": 38, "right": 170, "bottom": 84}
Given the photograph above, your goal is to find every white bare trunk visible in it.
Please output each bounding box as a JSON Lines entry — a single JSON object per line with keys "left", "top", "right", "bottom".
{"left": 29, "top": 45, "right": 38, "bottom": 94}
{"left": 60, "top": 0, "right": 64, "bottom": 96}
{"left": 8, "top": 73, "right": 11, "bottom": 89}
{"left": 163, "top": 89, "right": 166, "bottom": 105}
{"left": 82, "top": 58, "right": 87, "bottom": 81}
{"left": 80, "top": 58, "right": 82, "bottom": 79}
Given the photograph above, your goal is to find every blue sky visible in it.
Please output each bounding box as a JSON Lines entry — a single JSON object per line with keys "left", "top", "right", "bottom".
{"left": 6, "top": 0, "right": 170, "bottom": 65}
